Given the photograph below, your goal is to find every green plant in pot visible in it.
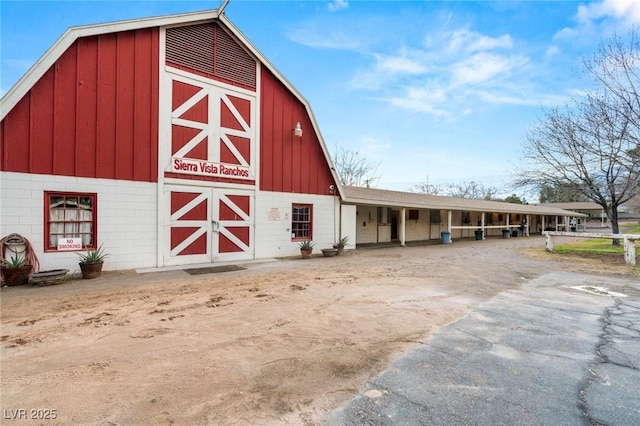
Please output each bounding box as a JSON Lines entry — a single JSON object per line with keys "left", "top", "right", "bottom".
{"left": 77, "top": 244, "right": 108, "bottom": 279}
{"left": 298, "top": 240, "right": 315, "bottom": 259}
{"left": 332, "top": 236, "right": 349, "bottom": 255}
{"left": 1, "top": 254, "right": 34, "bottom": 286}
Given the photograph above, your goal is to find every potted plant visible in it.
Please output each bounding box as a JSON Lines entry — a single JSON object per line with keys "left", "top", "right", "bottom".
{"left": 1, "top": 254, "right": 33, "bottom": 286}
{"left": 298, "top": 240, "right": 315, "bottom": 259}
{"left": 77, "top": 244, "right": 108, "bottom": 279}
{"left": 332, "top": 236, "right": 349, "bottom": 255}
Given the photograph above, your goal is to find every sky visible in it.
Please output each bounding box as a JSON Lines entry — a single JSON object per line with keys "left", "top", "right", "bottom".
{"left": 2, "top": 0, "right": 639, "bottom": 197}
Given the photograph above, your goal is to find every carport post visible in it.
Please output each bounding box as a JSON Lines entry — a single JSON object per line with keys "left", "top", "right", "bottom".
{"left": 400, "top": 208, "right": 406, "bottom": 246}
{"left": 447, "top": 210, "right": 452, "bottom": 241}
{"left": 481, "top": 212, "right": 485, "bottom": 240}
{"left": 526, "top": 215, "right": 531, "bottom": 237}
{"left": 545, "top": 232, "right": 554, "bottom": 252}
{"left": 624, "top": 237, "right": 636, "bottom": 266}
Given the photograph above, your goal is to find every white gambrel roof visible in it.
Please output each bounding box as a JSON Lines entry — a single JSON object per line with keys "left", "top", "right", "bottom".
{"left": 343, "top": 186, "right": 587, "bottom": 217}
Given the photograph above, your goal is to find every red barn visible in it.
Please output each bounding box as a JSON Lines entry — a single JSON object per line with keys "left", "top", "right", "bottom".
{"left": 0, "top": 9, "right": 343, "bottom": 272}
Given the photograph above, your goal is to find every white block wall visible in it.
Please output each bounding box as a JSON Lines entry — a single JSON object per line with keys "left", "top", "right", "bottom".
{"left": 339, "top": 204, "right": 357, "bottom": 250}
{"left": 0, "top": 172, "right": 157, "bottom": 273}
{"left": 254, "top": 191, "right": 340, "bottom": 258}
{"left": 355, "top": 206, "right": 378, "bottom": 244}
{"left": 404, "top": 209, "right": 431, "bottom": 241}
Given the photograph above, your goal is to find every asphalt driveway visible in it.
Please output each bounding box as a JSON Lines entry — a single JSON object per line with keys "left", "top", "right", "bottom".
{"left": 327, "top": 270, "right": 640, "bottom": 425}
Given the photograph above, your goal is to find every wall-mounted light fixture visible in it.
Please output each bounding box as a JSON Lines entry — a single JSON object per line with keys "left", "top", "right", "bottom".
{"left": 293, "top": 122, "right": 303, "bottom": 138}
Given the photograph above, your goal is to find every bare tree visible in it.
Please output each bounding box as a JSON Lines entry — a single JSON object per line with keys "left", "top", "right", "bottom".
{"left": 445, "top": 181, "right": 499, "bottom": 200}
{"left": 583, "top": 30, "right": 640, "bottom": 131}
{"left": 516, "top": 91, "right": 640, "bottom": 240}
{"left": 332, "top": 146, "right": 381, "bottom": 187}
{"left": 411, "top": 176, "right": 444, "bottom": 195}
{"left": 413, "top": 179, "right": 499, "bottom": 200}
{"left": 516, "top": 30, "right": 640, "bottom": 242}
{"left": 626, "top": 194, "right": 640, "bottom": 213}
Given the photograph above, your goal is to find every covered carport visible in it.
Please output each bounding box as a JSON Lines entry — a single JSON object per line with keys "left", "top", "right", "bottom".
{"left": 341, "top": 186, "right": 586, "bottom": 246}
{"left": 534, "top": 202, "right": 607, "bottom": 230}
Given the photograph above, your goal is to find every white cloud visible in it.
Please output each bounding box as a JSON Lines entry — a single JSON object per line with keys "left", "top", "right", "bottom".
{"left": 450, "top": 52, "right": 528, "bottom": 86}
{"left": 576, "top": 0, "right": 640, "bottom": 24}
{"left": 376, "top": 54, "right": 428, "bottom": 74}
{"left": 545, "top": 45, "right": 561, "bottom": 58}
{"left": 352, "top": 28, "right": 537, "bottom": 116}
{"left": 328, "top": 0, "right": 348, "bottom": 12}
{"left": 475, "top": 89, "right": 567, "bottom": 107}
{"left": 286, "top": 26, "right": 364, "bottom": 51}
{"left": 447, "top": 29, "right": 513, "bottom": 54}
{"left": 555, "top": 0, "right": 640, "bottom": 42}
{"left": 289, "top": 11, "right": 569, "bottom": 119}
{"left": 385, "top": 85, "right": 450, "bottom": 117}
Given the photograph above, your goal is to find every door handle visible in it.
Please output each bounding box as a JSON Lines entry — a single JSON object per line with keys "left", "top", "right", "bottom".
{"left": 211, "top": 220, "right": 219, "bottom": 233}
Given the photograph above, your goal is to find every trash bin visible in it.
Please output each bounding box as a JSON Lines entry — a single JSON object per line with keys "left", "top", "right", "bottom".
{"left": 475, "top": 230, "right": 483, "bottom": 240}
{"left": 502, "top": 229, "right": 511, "bottom": 239}
{"left": 441, "top": 231, "right": 451, "bottom": 244}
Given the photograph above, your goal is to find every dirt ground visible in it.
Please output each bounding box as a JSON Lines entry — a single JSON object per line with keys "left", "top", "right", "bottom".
{"left": 1, "top": 235, "right": 637, "bottom": 425}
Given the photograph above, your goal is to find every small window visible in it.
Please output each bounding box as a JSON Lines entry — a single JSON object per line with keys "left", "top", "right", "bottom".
{"left": 291, "top": 204, "right": 312, "bottom": 240}
{"left": 463, "top": 211, "right": 471, "bottom": 224}
{"left": 430, "top": 210, "right": 441, "bottom": 224}
{"left": 408, "top": 210, "right": 419, "bottom": 220}
{"left": 376, "top": 207, "right": 391, "bottom": 224}
{"left": 45, "top": 191, "right": 97, "bottom": 251}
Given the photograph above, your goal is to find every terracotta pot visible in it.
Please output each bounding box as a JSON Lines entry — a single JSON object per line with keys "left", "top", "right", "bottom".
{"left": 79, "top": 261, "right": 104, "bottom": 279}
{"left": 322, "top": 248, "right": 338, "bottom": 257}
{"left": 300, "top": 249, "right": 313, "bottom": 259}
{"left": 1, "top": 265, "right": 33, "bottom": 286}
{"left": 30, "top": 269, "right": 69, "bottom": 286}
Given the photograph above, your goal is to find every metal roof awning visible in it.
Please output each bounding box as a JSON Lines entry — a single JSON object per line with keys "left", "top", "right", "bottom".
{"left": 342, "top": 186, "right": 587, "bottom": 217}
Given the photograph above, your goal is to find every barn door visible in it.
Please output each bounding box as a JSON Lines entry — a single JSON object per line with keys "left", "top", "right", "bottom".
{"left": 214, "top": 189, "right": 254, "bottom": 262}
{"left": 164, "top": 186, "right": 253, "bottom": 266}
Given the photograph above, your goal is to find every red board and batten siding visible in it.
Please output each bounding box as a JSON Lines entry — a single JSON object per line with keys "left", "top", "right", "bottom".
{"left": 0, "top": 28, "right": 159, "bottom": 182}
{"left": 259, "top": 67, "right": 334, "bottom": 196}
{"left": 1, "top": 21, "right": 337, "bottom": 194}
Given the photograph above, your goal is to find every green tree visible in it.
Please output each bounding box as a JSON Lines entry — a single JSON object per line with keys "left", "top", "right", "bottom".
{"left": 538, "top": 183, "right": 587, "bottom": 203}
{"left": 504, "top": 194, "right": 525, "bottom": 204}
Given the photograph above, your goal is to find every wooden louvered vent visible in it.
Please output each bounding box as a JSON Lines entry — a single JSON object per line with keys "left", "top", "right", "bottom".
{"left": 166, "top": 22, "right": 256, "bottom": 90}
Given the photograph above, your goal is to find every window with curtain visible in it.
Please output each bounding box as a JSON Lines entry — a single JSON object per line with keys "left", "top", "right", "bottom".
{"left": 291, "top": 204, "right": 312, "bottom": 240}
{"left": 45, "top": 192, "right": 97, "bottom": 251}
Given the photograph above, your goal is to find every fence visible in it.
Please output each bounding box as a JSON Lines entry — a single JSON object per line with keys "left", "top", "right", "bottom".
{"left": 544, "top": 231, "right": 640, "bottom": 266}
